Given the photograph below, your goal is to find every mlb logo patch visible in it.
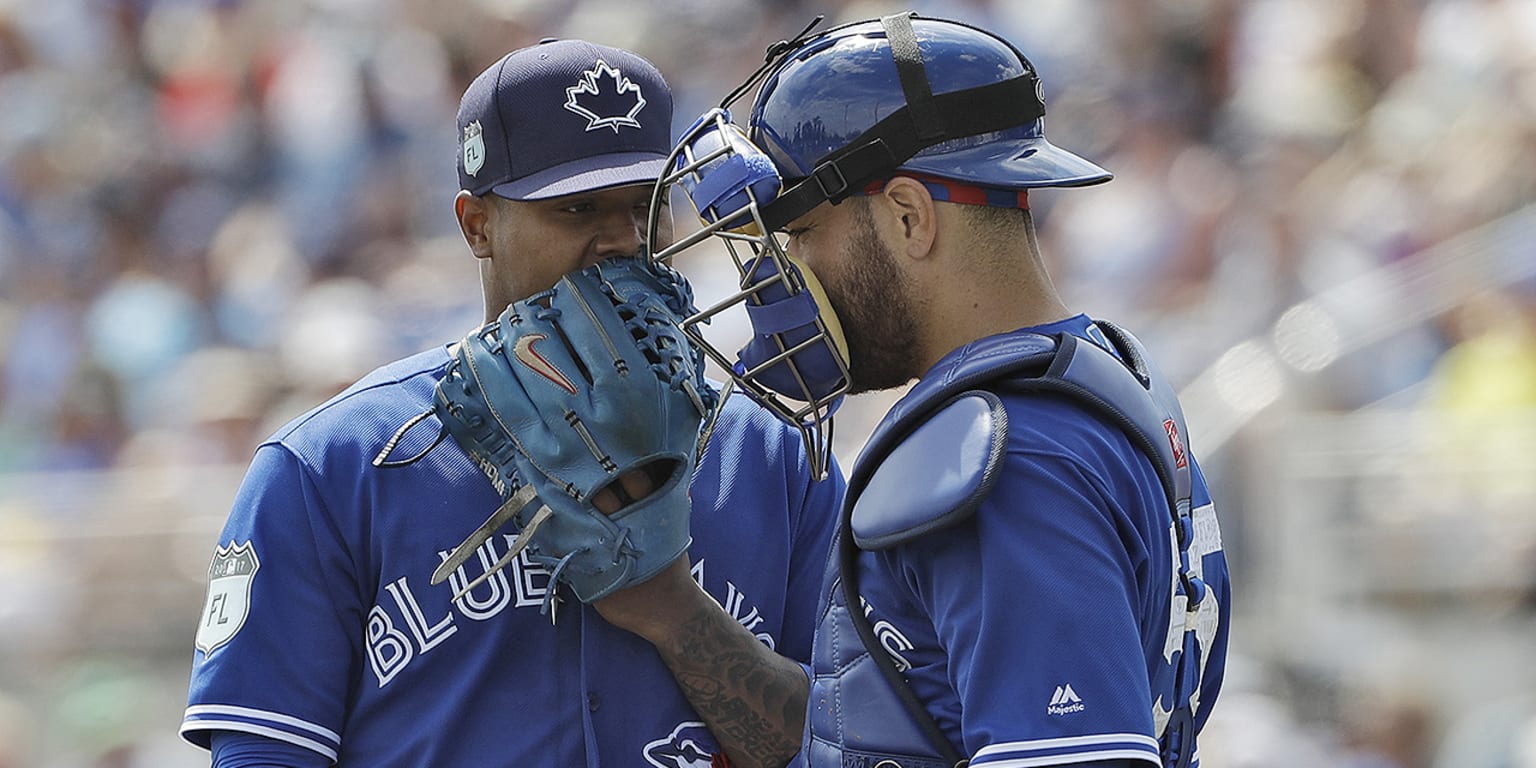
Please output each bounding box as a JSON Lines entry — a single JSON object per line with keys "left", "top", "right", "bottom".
{"left": 1164, "top": 419, "right": 1188, "bottom": 469}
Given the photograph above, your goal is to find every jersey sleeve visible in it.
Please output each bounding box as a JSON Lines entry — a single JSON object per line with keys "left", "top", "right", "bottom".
{"left": 181, "top": 443, "right": 361, "bottom": 761}
{"left": 892, "top": 447, "right": 1163, "bottom": 767}
{"left": 210, "top": 730, "right": 333, "bottom": 768}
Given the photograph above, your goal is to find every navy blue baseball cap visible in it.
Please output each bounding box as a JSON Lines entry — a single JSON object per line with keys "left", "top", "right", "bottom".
{"left": 456, "top": 39, "right": 674, "bottom": 200}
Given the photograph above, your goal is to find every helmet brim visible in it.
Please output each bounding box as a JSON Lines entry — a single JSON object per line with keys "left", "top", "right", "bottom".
{"left": 903, "top": 136, "right": 1112, "bottom": 189}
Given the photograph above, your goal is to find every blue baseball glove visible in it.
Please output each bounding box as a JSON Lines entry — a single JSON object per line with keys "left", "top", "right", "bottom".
{"left": 427, "top": 257, "right": 718, "bottom": 612}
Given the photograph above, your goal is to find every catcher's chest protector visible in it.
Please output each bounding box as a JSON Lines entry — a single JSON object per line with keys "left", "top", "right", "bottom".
{"left": 807, "top": 323, "right": 1208, "bottom": 768}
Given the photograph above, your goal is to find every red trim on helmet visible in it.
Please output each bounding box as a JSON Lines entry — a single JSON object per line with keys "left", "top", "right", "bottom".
{"left": 861, "top": 172, "right": 1030, "bottom": 210}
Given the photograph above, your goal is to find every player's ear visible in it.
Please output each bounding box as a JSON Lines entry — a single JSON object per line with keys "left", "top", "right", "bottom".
{"left": 877, "top": 177, "right": 937, "bottom": 262}
{"left": 456, "top": 190, "right": 495, "bottom": 260}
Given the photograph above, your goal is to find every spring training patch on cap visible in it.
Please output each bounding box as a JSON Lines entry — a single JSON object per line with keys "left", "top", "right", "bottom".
{"left": 463, "top": 120, "right": 485, "bottom": 176}
{"left": 563, "top": 59, "right": 647, "bottom": 133}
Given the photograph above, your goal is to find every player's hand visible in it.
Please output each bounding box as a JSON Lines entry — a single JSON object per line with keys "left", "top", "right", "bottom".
{"left": 419, "top": 256, "right": 719, "bottom": 611}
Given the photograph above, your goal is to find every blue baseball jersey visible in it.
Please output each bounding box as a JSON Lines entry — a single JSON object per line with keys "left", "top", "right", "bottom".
{"left": 811, "top": 317, "right": 1231, "bottom": 767}
{"left": 181, "top": 346, "right": 844, "bottom": 766}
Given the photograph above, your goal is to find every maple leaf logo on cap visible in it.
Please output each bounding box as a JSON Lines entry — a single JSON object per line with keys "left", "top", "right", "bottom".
{"left": 563, "top": 59, "right": 647, "bottom": 133}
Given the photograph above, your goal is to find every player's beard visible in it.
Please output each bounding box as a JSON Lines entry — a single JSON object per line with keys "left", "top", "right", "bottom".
{"left": 823, "top": 202, "right": 922, "bottom": 395}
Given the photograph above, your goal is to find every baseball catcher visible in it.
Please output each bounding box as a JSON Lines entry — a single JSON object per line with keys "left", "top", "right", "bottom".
{"left": 378, "top": 255, "right": 719, "bottom": 615}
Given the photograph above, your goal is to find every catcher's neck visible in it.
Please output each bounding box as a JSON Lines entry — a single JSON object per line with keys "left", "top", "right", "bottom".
{"left": 912, "top": 216, "right": 1073, "bottom": 377}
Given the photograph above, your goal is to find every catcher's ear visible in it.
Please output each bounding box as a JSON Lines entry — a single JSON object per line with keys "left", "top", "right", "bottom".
{"left": 876, "top": 177, "right": 938, "bottom": 262}
{"left": 455, "top": 190, "right": 495, "bottom": 260}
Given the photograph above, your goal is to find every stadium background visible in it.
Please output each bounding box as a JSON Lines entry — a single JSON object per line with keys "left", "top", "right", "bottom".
{"left": 0, "top": 0, "right": 1532, "bottom": 765}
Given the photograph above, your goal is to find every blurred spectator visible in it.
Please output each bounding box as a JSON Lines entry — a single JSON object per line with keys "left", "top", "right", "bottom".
{"left": 1417, "top": 287, "right": 1536, "bottom": 507}
{"left": 1433, "top": 694, "right": 1536, "bottom": 768}
{"left": 0, "top": 690, "right": 29, "bottom": 768}
{"left": 1336, "top": 688, "right": 1436, "bottom": 768}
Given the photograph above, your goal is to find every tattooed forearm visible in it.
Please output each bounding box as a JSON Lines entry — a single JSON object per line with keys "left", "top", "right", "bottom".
{"left": 657, "top": 602, "right": 810, "bottom": 768}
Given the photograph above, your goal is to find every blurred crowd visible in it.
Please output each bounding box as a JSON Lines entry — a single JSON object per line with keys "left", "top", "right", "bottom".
{"left": 1, "top": 0, "right": 1532, "bottom": 474}
{"left": 0, "top": 0, "right": 1533, "bottom": 766}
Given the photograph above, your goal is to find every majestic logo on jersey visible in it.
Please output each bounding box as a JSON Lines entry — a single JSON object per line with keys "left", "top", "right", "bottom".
{"left": 1164, "top": 418, "right": 1188, "bottom": 469}
{"left": 196, "top": 541, "right": 260, "bottom": 655}
{"left": 513, "top": 334, "right": 578, "bottom": 394}
{"left": 462, "top": 120, "right": 485, "bottom": 176}
{"left": 564, "top": 59, "right": 646, "bottom": 133}
{"left": 1047, "top": 683, "right": 1086, "bottom": 715}
{"left": 643, "top": 721, "right": 720, "bottom": 768}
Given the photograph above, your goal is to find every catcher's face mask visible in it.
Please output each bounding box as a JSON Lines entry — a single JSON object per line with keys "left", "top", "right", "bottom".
{"left": 646, "top": 106, "right": 850, "bottom": 480}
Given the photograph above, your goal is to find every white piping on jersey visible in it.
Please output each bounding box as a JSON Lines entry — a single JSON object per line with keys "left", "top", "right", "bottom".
{"left": 179, "top": 720, "right": 338, "bottom": 760}
{"left": 971, "top": 748, "right": 1161, "bottom": 767}
{"left": 971, "top": 732, "right": 1161, "bottom": 767}
{"left": 183, "top": 704, "right": 341, "bottom": 742}
{"left": 974, "top": 732, "right": 1159, "bottom": 754}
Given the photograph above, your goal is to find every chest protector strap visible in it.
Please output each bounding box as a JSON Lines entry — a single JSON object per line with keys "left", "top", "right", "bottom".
{"left": 838, "top": 322, "right": 1204, "bottom": 768}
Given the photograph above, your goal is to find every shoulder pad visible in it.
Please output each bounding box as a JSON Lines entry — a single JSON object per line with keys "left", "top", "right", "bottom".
{"left": 851, "top": 392, "right": 1007, "bottom": 550}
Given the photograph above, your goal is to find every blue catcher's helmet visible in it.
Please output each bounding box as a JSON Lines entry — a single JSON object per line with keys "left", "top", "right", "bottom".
{"left": 748, "top": 13, "right": 1111, "bottom": 230}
